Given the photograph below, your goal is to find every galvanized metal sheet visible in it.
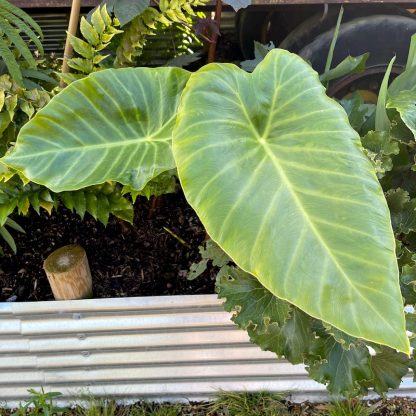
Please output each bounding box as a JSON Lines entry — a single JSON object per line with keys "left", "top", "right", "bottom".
{"left": 0, "top": 294, "right": 415, "bottom": 408}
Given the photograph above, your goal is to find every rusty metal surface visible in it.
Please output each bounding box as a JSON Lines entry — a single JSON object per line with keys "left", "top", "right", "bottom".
{"left": 11, "top": 1, "right": 98, "bottom": 7}
{"left": 10, "top": 0, "right": 416, "bottom": 8}
{"left": 251, "top": 0, "right": 416, "bottom": 3}
{"left": 11, "top": 1, "right": 97, "bottom": 7}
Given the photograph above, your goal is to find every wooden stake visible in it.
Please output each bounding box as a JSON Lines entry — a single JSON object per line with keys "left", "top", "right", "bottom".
{"left": 60, "top": 0, "right": 82, "bottom": 87}
{"left": 43, "top": 244, "right": 93, "bottom": 300}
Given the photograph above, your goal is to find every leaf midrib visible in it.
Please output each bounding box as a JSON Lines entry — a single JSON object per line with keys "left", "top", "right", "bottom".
{"left": 233, "top": 70, "right": 396, "bottom": 333}
{"left": 8, "top": 136, "right": 171, "bottom": 160}
{"left": 260, "top": 140, "right": 397, "bottom": 334}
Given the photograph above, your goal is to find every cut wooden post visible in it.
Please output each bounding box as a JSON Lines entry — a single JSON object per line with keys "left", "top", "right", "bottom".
{"left": 60, "top": 0, "right": 82, "bottom": 87}
{"left": 43, "top": 244, "right": 93, "bottom": 300}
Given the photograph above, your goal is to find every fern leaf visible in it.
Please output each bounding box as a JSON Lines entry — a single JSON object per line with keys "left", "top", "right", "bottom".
{"left": 0, "top": 0, "right": 42, "bottom": 38}
{"left": 0, "top": 17, "right": 36, "bottom": 67}
{"left": 67, "top": 57, "right": 94, "bottom": 74}
{"left": 97, "top": 193, "right": 110, "bottom": 226}
{"left": 5, "top": 217, "right": 24, "bottom": 233}
{"left": 57, "top": 72, "right": 84, "bottom": 85}
{"left": 91, "top": 6, "right": 106, "bottom": 35}
{"left": 21, "top": 68, "right": 57, "bottom": 86}
{"left": 80, "top": 16, "right": 99, "bottom": 46}
{"left": 0, "top": 10, "right": 43, "bottom": 54}
{"left": 0, "top": 36, "right": 22, "bottom": 85}
{"left": 85, "top": 192, "right": 98, "bottom": 220}
{"left": 0, "top": 224, "right": 15, "bottom": 252}
{"left": 100, "top": 4, "right": 112, "bottom": 27}
{"left": 73, "top": 190, "right": 87, "bottom": 219}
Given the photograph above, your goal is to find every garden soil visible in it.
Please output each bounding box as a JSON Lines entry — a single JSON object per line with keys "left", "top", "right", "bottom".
{"left": 0, "top": 191, "right": 216, "bottom": 302}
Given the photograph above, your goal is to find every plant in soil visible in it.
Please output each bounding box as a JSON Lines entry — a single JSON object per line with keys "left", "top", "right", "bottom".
{"left": 0, "top": 0, "right": 211, "bottom": 254}
{"left": 3, "top": 46, "right": 415, "bottom": 397}
{"left": 322, "top": 400, "right": 377, "bottom": 416}
{"left": 10, "top": 388, "right": 66, "bottom": 416}
{"left": 207, "top": 390, "right": 288, "bottom": 416}
{"left": 4, "top": 2, "right": 416, "bottom": 395}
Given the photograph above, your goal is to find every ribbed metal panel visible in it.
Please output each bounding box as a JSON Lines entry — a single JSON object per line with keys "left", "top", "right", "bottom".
{"left": 0, "top": 294, "right": 415, "bottom": 408}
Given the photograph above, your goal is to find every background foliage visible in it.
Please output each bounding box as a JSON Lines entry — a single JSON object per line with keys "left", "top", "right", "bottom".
{"left": 186, "top": 35, "right": 416, "bottom": 398}
{"left": 0, "top": 0, "right": 43, "bottom": 86}
{"left": 2, "top": 0, "right": 416, "bottom": 399}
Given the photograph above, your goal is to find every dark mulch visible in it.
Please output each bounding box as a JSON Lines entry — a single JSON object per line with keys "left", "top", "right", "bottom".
{"left": 0, "top": 191, "right": 216, "bottom": 302}
{"left": 290, "top": 397, "right": 416, "bottom": 416}
{"left": 3, "top": 397, "right": 416, "bottom": 416}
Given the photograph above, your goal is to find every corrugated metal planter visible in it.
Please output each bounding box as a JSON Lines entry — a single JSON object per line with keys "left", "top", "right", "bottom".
{"left": 0, "top": 294, "right": 415, "bottom": 407}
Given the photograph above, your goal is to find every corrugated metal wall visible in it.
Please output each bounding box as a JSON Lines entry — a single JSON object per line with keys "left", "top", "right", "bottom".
{"left": 0, "top": 294, "right": 415, "bottom": 408}
{"left": 26, "top": 11, "right": 237, "bottom": 57}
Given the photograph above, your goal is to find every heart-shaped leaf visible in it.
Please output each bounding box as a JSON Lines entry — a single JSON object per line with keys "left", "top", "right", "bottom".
{"left": 173, "top": 49, "right": 408, "bottom": 353}
{"left": 387, "top": 91, "right": 416, "bottom": 137}
{"left": 2, "top": 67, "right": 190, "bottom": 192}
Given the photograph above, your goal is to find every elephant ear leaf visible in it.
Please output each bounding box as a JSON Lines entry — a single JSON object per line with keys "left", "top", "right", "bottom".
{"left": 173, "top": 49, "right": 408, "bottom": 353}
{"left": 2, "top": 67, "right": 190, "bottom": 192}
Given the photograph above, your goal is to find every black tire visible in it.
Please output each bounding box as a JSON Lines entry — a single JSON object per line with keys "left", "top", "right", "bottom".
{"left": 236, "top": 5, "right": 412, "bottom": 60}
{"left": 300, "top": 14, "right": 416, "bottom": 73}
{"left": 279, "top": 6, "right": 412, "bottom": 53}
{"left": 236, "top": 9, "right": 274, "bottom": 59}
{"left": 297, "top": 14, "right": 416, "bottom": 96}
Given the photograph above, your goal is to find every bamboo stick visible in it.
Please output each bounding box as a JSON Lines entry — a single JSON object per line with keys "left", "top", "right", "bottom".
{"left": 60, "top": 0, "right": 82, "bottom": 87}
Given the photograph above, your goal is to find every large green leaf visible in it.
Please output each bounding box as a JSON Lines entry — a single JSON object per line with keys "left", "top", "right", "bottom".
{"left": 173, "top": 49, "right": 409, "bottom": 353}
{"left": 307, "top": 339, "right": 372, "bottom": 397}
{"left": 2, "top": 67, "right": 190, "bottom": 192}
{"left": 387, "top": 91, "right": 416, "bottom": 137}
{"left": 216, "top": 265, "right": 319, "bottom": 364}
{"left": 319, "top": 53, "right": 369, "bottom": 84}
{"left": 375, "top": 56, "right": 395, "bottom": 132}
{"left": 369, "top": 346, "right": 409, "bottom": 395}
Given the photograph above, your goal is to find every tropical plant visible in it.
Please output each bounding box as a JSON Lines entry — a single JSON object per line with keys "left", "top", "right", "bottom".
{"left": 0, "top": 49, "right": 133, "bottom": 253}
{"left": 115, "top": 0, "right": 208, "bottom": 66}
{"left": 0, "top": 216, "right": 24, "bottom": 254}
{"left": 78, "top": 0, "right": 209, "bottom": 71}
{"left": 0, "top": 0, "right": 43, "bottom": 86}
{"left": 0, "top": 72, "right": 52, "bottom": 253}
{"left": 241, "top": 7, "right": 368, "bottom": 86}
{"left": 60, "top": 5, "right": 123, "bottom": 85}
{"left": 0, "top": 73, "right": 51, "bottom": 160}
{"left": 2, "top": 48, "right": 415, "bottom": 396}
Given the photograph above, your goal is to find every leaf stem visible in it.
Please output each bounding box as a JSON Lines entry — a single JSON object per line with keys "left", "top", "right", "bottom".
{"left": 163, "top": 226, "right": 192, "bottom": 249}
{"left": 324, "top": 6, "right": 343, "bottom": 75}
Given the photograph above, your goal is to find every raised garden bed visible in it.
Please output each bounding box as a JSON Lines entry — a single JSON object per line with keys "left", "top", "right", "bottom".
{"left": 1, "top": 294, "right": 416, "bottom": 409}
{"left": 0, "top": 192, "right": 215, "bottom": 302}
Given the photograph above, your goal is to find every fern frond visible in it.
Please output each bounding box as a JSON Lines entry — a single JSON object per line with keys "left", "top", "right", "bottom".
{"left": 0, "top": 17, "right": 36, "bottom": 67}
{"left": 5, "top": 216, "right": 24, "bottom": 233}
{"left": 0, "top": 35, "right": 22, "bottom": 85}
{"left": 64, "top": 6, "right": 122, "bottom": 79}
{"left": 0, "top": 10, "right": 43, "bottom": 54}
{"left": 0, "top": 223, "right": 16, "bottom": 252}
{"left": 0, "top": 0, "right": 42, "bottom": 38}
{"left": 21, "top": 68, "right": 57, "bottom": 86}
{"left": 0, "top": 179, "right": 58, "bottom": 225}
{"left": 115, "top": 0, "right": 208, "bottom": 66}
{"left": 59, "top": 183, "right": 134, "bottom": 226}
